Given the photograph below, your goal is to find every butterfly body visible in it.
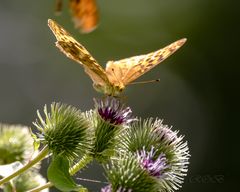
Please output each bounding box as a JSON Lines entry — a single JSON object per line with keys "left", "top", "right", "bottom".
{"left": 92, "top": 82, "right": 123, "bottom": 96}
{"left": 48, "top": 19, "right": 187, "bottom": 96}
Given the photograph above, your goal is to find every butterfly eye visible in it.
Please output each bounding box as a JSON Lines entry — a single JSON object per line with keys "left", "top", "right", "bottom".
{"left": 116, "top": 86, "right": 124, "bottom": 93}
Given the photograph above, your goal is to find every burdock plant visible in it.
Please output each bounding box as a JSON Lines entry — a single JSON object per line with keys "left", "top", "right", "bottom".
{"left": 0, "top": 98, "right": 190, "bottom": 192}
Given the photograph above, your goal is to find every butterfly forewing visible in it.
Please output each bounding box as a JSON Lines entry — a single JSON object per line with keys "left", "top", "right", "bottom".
{"left": 48, "top": 19, "right": 110, "bottom": 87}
{"left": 106, "top": 38, "right": 187, "bottom": 86}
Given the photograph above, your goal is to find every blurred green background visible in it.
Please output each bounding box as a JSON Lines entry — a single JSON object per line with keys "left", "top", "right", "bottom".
{"left": 0, "top": 0, "right": 237, "bottom": 191}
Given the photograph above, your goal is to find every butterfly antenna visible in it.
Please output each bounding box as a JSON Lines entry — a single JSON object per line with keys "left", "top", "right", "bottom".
{"left": 129, "top": 79, "right": 160, "bottom": 85}
{"left": 76, "top": 177, "right": 108, "bottom": 184}
{"left": 55, "top": 0, "right": 63, "bottom": 15}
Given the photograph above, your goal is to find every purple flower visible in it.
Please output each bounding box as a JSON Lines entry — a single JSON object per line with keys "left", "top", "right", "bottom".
{"left": 94, "top": 97, "right": 134, "bottom": 125}
{"left": 150, "top": 119, "right": 190, "bottom": 190}
{"left": 152, "top": 119, "right": 179, "bottom": 145}
{"left": 137, "top": 147, "right": 168, "bottom": 178}
{"left": 101, "top": 185, "right": 112, "bottom": 192}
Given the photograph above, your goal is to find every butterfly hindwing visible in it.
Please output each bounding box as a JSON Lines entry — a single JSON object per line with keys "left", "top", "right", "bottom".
{"left": 105, "top": 38, "right": 187, "bottom": 86}
{"left": 48, "top": 19, "right": 110, "bottom": 87}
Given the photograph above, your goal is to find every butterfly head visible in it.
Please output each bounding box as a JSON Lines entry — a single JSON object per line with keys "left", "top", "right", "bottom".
{"left": 93, "top": 83, "right": 125, "bottom": 96}
{"left": 111, "top": 85, "right": 125, "bottom": 96}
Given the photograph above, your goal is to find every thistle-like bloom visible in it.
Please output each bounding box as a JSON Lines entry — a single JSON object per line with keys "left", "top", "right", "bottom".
{"left": 83, "top": 98, "right": 134, "bottom": 162}
{"left": 94, "top": 97, "right": 134, "bottom": 125}
{"left": 0, "top": 124, "right": 34, "bottom": 164}
{"left": 33, "top": 102, "right": 91, "bottom": 160}
{"left": 103, "top": 153, "right": 159, "bottom": 192}
{"left": 137, "top": 147, "right": 168, "bottom": 178}
{"left": 101, "top": 185, "right": 112, "bottom": 192}
{"left": 116, "top": 118, "right": 190, "bottom": 191}
{"left": 152, "top": 120, "right": 178, "bottom": 145}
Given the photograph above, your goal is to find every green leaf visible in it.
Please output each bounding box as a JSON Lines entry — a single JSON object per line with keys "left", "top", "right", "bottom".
{"left": 47, "top": 155, "right": 83, "bottom": 192}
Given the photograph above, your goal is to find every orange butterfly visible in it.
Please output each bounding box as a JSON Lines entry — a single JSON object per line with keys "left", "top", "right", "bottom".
{"left": 55, "top": 0, "right": 98, "bottom": 33}
{"left": 48, "top": 19, "right": 187, "bottom": 96}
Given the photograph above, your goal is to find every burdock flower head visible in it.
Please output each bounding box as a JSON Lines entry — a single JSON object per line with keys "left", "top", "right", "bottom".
{"left": 33, "top": 102, "right": 91, "bottom": 160}
{"left": 0, "top": 124, "right": 34, "bottom": 164}
{"left": 115, "top": 118, "right": 190, "bottom": 191}
{"left": 94, "top": 97, "right": 134, "bottom": 125}
{"left": 102, "top": 153, "right": 159, "bottom": 192}
{"left": 137, "top": 147, "right": 168, "bottom": 178}
{"left": 86, "top": 97, "right": 135, "bottom": 162}
{"left": 101, "top": 147, "right": 169, "bottom": 192}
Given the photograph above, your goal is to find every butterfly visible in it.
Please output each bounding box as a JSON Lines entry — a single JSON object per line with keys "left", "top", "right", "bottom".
{"left": 48, "top": 19, "right": 187, "bottom": 96}
{"left": 55, "top": 0, "right": 99, "bottom": 33}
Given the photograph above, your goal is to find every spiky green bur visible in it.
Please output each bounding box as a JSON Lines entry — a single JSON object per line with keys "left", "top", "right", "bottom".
{"left": 0, "top": 124, "right": 34, "bottom": 165}
{"left": 116, "top": 118, "right": 161, "bottom": 154}
{"left": 33, "top": 102, "right": 91, "bottom": 160}
{"left": 83, "top": 110, "right": 123, "bottom": 162}
{"left": 103, "top": 154, "right": 159, "bottom": 192}
{"left": 116, "top": 118, "right": 190, "bottom": 191}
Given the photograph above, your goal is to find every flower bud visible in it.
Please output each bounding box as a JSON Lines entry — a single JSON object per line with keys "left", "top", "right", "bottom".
{"left": 33, "top": 102, "right": 91, "bottom": 160}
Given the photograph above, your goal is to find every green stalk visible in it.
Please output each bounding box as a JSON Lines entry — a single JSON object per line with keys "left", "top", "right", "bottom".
{"left": 69, "top": 154, "right": 93, "bottom": 175}
{"left": 0, "top": 146, "right": 49, "bottom": 186}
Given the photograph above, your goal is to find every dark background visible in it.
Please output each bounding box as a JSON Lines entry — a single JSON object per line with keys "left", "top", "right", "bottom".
{"left": 0, "top": 0, "right": 238, "bottom": 191}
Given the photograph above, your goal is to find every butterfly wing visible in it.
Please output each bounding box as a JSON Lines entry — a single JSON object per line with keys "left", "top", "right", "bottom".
{"left": 69, "top": 0, "right": 99, "bottom": 33}
{"left": 105, "top": 38, "right": 187, "bottom": 86}
{"left": 48, "top": 19, "right": 110, "bottom": 88}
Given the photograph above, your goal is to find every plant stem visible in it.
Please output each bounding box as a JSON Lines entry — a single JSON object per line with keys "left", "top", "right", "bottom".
{"left": 0, "top": 146, "right": 49, "bottom": 186}
{"left": 69, "top": 154, "right": 93, "bottom": 175}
